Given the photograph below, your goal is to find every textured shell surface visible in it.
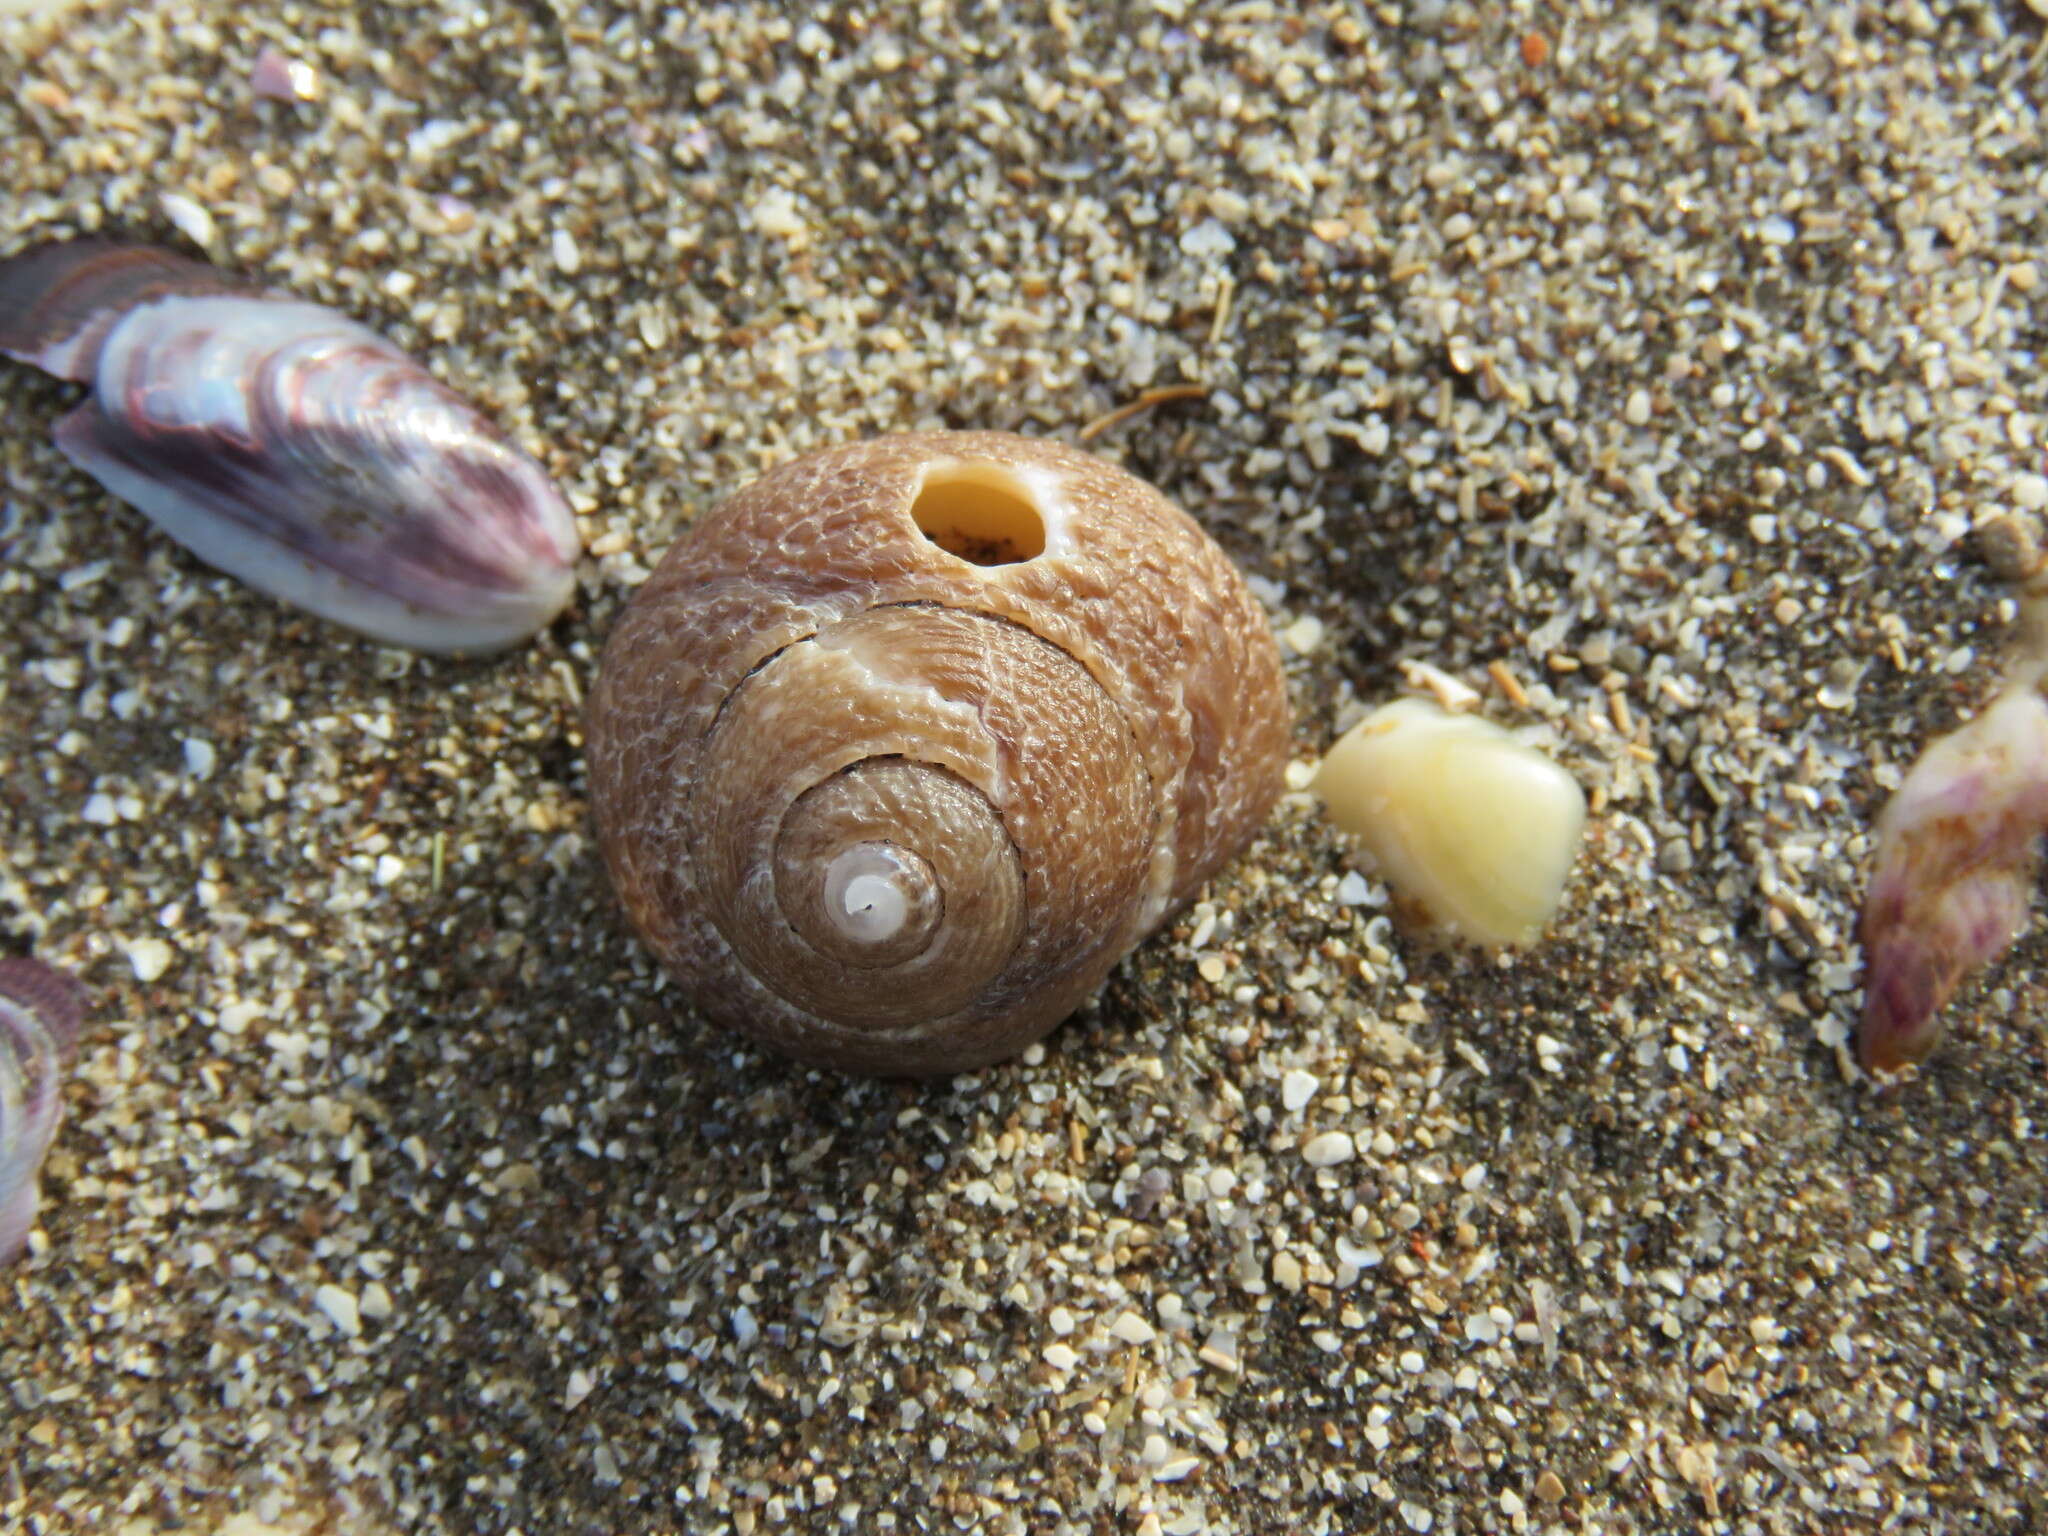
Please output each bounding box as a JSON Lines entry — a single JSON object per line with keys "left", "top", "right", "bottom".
{"left": 0, "top": 239, "right": 579, "bottom": 653}
{"left": 586, "top": 431, "right": 1292, "bottom": 1076}
{"left": 0, "top": 957, "right": 86, "bottom": 1264}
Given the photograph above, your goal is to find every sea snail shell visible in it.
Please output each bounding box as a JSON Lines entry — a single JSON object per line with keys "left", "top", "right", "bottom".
{"left": 586, "top": 432, "right": 1292, "bottom": 1075}
{"left": 0, "top": 957, "right": 87, "bottom": 1264}
{"left": 0, "top": 239, "right": 578, "bottom": 653}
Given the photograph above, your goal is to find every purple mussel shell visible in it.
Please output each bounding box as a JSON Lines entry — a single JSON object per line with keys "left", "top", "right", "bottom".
{"left": 0, "top": 239, "right": 579, "bottom": 653}
{"left": 0, "top": 957, "right": 87, "bottom": 1263}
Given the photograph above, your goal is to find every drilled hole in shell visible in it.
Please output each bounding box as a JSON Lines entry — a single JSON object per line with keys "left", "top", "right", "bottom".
{"left": 909, "top": 463, "right": 1046, "bottom": 565}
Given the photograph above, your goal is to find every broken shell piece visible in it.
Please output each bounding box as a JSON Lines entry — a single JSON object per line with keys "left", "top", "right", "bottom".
{"left": 1859, "top": 686, "right": 2048, "bottom": 1077}
{"left": 0, "top": 957, "right": 86, "bottom": 1264}
{"left": 1312, "top": 698, "right": 1586, "bottom": 945}
{"left": 1396, "top": 657, "right": 1480, "bottom": 712}
{"left": 0, "top": 238, "right": 579, "bottom": 653}
{"left": 251, "top": 45, "right": 321, "bottom": 104}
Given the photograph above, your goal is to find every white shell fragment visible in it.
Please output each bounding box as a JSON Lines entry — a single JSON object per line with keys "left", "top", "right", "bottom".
{"left": 1311, "top": 698, "right": 1587, "bottom": 945}
{"left": 0, "top": 239, "right": 579, "bottom": 653}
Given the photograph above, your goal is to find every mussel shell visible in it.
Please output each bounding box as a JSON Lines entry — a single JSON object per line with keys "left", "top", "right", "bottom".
{"left": 0, "top": 240, "right": 579, "bottom": 653}
{"left": 0, "top": 957, "right": 86, "bottom": 1263}
{"left": 63, "top": 294, "right": 579, "bottom": 651}
{"left": 0, "top": 239, "right": 244, "bottom": 381}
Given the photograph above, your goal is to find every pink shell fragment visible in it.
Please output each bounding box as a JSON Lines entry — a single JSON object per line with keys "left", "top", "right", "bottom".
{"left": 1859, "top": 687, "right": 2048, "bottom": 1076}
{"left": 251, "top": 45, "right": 320, "bottom": 104}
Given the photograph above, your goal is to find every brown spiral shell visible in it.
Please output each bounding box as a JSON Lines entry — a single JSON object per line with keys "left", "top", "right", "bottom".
{"left": 585, "top": 432, "right": 1291, "bottom": 1075}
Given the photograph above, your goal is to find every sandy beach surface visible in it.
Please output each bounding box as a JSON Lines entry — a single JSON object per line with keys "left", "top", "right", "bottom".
{"left": 4, "top": 3, "right": 2048, "bottom": 1533}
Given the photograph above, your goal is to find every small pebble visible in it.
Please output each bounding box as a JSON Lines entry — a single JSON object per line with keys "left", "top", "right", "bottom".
{"left": 1977, "top": 512, "right": 2042, "bottom": 582}
{"left": 1198, "top": 1333, "right": 1240, "bottom": 1373}
{"left": 250, "top": 44, "right": 320, "bottom": 102}
{"left": 752, "top": 188, "right": 806, "bottom": 240}
{"left": 125, "top": 937, "right": 174, "bottom": 982}
{"left": 1109, "top": 1311, "right": 1156, "bottom": 1346}
{"left": 1302, "top": 1130, "right": 1356, "bottom": 1168}
{"left": 1283, "top": 615, "right": 1325, "bottom": 655}
{"left": 158, "top": 191, "right": 216, "bottom": 249}
{"left": 313, "top": 1284, "right": 361, "bottom": 1337}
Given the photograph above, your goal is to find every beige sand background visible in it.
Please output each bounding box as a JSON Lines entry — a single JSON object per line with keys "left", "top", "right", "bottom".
{"left": 4, "top": 3, "right": 2047, "bottom": 1533}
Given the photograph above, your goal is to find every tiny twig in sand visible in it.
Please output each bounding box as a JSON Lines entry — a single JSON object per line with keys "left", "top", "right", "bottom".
{"left": 1078, "top": 384, "right": 1209, "bottom": 443}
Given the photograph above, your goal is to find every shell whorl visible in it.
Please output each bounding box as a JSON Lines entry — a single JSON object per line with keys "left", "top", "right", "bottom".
{"left": 586, "top": 432, "right": 1291, "bottom": 1076}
